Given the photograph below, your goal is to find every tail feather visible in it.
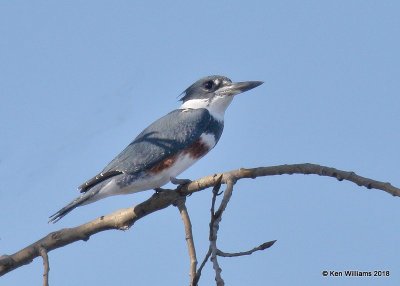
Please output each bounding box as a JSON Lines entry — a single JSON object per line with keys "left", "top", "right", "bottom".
{"left": 48, "top": 187, "right": 102, "bottom": 223}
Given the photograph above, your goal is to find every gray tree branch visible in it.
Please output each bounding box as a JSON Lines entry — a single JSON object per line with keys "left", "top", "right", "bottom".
{"left": 193, "top": 175, "right": 223, "bottom": 286}
{"left": 216, "top": 240, "right": 277, "bottom": 257}
{"left": 175, "top": 198, "right": 197, "bottom": 285}
{"left": 0, "top": 163, "right": 398, "bottom": 280}
{"left": 210, "top": 178, "right": 235, "bottom": 286}
{"left": 38, "top": 247, "right": 49, "bottom": 286}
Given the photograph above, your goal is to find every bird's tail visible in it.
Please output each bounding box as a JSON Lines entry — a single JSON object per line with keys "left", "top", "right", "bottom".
{"left": 48, "top": 187, "right": 101, "bottom": 223}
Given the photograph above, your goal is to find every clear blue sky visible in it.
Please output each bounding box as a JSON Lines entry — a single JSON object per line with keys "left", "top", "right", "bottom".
{"left": 1, "top": 1, "right": 399, "bottom": 285}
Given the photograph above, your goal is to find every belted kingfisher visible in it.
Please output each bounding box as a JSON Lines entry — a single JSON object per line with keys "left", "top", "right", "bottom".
{"left": 49, "top": 75, "right": 263, "bottom": 222}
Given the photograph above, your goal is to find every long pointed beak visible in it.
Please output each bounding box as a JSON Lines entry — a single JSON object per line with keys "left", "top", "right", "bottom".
{"left": 222, "top": 80, "right": 264, "bottom": 96}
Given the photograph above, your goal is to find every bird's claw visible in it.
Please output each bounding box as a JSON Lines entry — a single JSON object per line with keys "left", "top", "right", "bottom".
{"left": 170, "top": 177, "right": 193, "bottom": 196}
{"left": 170, "top": 177, "right": 192, "bottom": 185}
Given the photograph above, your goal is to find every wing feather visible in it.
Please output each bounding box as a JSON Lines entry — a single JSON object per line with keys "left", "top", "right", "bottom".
{"left": 79, "top": 108, "right": 212, "bottom": 192}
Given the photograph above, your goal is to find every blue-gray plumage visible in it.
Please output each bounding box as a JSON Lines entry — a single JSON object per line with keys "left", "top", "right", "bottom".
{"left": 49, "top": 75, "right": 263, "bottom": 223}
{"left": 97, "top": 109, "right": 223, "bottom": 178}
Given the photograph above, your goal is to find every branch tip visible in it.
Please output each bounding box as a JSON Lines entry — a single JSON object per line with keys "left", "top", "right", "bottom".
{"left": 217, "top": 239, "right": 277, "bottom": 258}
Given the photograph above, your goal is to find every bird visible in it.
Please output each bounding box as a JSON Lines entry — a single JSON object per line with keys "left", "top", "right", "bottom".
{"left": 49, "top": 75, "right": 263, "bottom": 223}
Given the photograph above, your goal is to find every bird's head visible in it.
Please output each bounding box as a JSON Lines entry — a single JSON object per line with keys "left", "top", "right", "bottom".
{"left": 179, "top": 75, "right": 263, "bottom": 120}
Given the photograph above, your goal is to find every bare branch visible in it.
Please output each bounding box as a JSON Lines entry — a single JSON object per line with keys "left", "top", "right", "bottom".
{"left": 210, "top": 176, "right": 223, "bottom": 215}
{"left": 1, "top": 163, "right": 398, "bottom": 278}
{"left": 179, "top": 164, "right": 400, "bottom": 197}
{"left": 194, "top": 175, "right": 224, "bottom": 286}
{"left": 175, "top": 198, "right": 197, "bottom": 285}
{"left": 193, "top": 247, "right": 211, "bottom": 286}
{"left": 0, "top": 191, "right": 181, "bottom": 276}
{"left": 210, "top": 178, "right": 235, "bottom": 286}
{"left": 217, "top": 240, "right": 277, "bottom": 258}
{"left": 38, "top": 247, "right": 49, "bottom": 286}
{"left": 215, "top": 177, "right": 235, "bottom": 218}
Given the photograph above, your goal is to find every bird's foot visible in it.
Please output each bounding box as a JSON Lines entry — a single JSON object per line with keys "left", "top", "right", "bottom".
{"left": 170, "top": 177, "right": 192, "bottom": 185}
{"left": 170, "top": 177, "right": 192, "bottom": 196}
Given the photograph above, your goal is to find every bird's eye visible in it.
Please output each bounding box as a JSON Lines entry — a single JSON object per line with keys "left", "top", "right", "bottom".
{"left": 204, "top": 80, "right": 214, "bottom": 90}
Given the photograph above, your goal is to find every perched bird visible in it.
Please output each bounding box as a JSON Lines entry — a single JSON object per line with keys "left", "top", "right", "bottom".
{"left": 49, "top": 75, "right": 263, "bottom": 222}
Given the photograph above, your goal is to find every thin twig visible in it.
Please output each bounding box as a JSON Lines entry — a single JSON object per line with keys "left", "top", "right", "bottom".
{"left": 215, "top": 178, "right": 235, "bottom": 218}
{"left": 217, "top": 240, "right": 277, "bottom": 257}
{"left": 211, "top": 176, "right": 223, "bottom": 213}
{"left": 38, "top": 247, "right": 49, "bottom": 286}
{"left": 194, "top": 175, "right": 223, "bottom": 286}
{"left": 210, "top": 178, "right": 235, "bottom": 286}
{"left": 175, "top": 198, "right": 197, "bottom": 285}
{"left": 193, "top": 247, "right": 211, "bottom": 286}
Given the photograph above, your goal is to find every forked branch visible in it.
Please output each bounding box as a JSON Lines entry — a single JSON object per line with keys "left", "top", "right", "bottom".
{"left": 0, "top": 163, "right": 398, "bottom": 279}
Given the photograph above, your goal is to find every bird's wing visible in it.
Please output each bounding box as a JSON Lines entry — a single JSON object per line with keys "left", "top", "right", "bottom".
{"left": 79, "top": 108, "right": 213, "bottom": 192}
